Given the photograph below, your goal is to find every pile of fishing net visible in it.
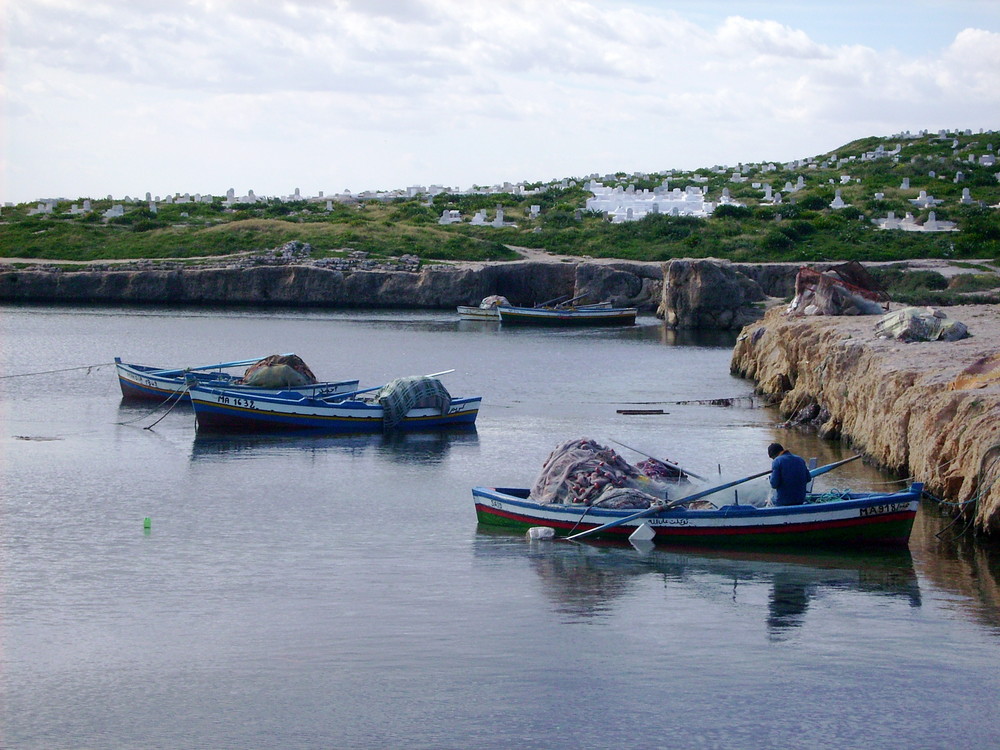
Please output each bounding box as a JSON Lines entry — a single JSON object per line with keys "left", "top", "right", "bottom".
{"left": 374, "top": 376, "right": 451, "bottom": 429}
{"left": 239, "top": 354, "right": 318, "bottom": 387}
{"left": 528, "top": 438, "right": 680, "bottom": 509}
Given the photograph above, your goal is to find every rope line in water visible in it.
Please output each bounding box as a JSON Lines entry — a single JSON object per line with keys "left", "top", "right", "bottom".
{"left": 144, "top": 387, "right": 190, "bottom": 430}
{"left": 115, "top": 387, "right": 187, "bottom": 426}
{"left": 0, "top": 362, "right": 114, "bottom": 378}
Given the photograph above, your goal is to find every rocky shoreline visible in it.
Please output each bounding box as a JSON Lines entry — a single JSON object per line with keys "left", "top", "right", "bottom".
{"left": 731, "top": 305, "right": 1000, "bottom": 535}
{"left": 0, "top": 253, "right": 801, "bottom": 327}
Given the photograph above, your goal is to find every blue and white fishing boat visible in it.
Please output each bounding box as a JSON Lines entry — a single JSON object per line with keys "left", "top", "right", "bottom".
{"left": 472, "top": 483, "right": 922, "bottom": 549}
{"left": 187, "top": 374, "right": 481, "bottom": 434}
{"left": 115, "top": 356, "right": 359, "bottom": 402}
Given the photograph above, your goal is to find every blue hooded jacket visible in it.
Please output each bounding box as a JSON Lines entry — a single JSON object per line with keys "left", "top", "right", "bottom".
{"left": 769, "top": 452, "right": 811, "bottom": 506}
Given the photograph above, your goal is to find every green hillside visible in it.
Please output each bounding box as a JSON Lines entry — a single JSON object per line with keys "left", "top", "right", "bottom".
{"left": 2, "top": 130, "right": 998, "bottom": 265}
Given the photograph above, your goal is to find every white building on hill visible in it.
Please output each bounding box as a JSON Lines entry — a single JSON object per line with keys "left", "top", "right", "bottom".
{"left": 585, "top": 181, "right": 738, "bottom": 222}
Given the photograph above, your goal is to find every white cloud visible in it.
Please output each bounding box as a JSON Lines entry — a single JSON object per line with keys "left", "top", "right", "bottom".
{"left": 3, "top": 0, "right": 999, "bottom": 202}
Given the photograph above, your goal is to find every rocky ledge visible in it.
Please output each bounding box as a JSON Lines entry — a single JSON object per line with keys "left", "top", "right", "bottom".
{"left": 0, "top": 260, "right": 666, "bottom": 311}
{"left": 731, "top": 305, "right": 1000, "bottom": 535}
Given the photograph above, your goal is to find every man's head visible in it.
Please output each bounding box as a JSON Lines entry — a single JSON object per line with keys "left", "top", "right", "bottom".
{"left": 767, "top": 442, "right": 785, "bottom": 459}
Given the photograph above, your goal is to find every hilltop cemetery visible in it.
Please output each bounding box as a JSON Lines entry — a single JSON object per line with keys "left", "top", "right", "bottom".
{"left": 2, "top": 129, "right": 998, "bottom": 265}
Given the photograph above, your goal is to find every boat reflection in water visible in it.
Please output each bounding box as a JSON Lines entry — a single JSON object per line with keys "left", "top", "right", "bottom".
{"left": 474, "top": 530, "right": 920, "bottom": 638}
{"left": 190, "top": 425, "right": 478, "bottom": 464}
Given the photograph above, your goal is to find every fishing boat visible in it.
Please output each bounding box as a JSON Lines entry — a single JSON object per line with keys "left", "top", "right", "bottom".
{"left": 471, "top": 483, "right": 923, "bottom": 548}
{"left": 458, "top": 295, "right": 509, "bottom": 321}
{"left": 187, "top": 376, "right": 481, "bottom": 434}
{"left": 115, "top": 357, "right": 359, "bottom": 402}
{"left": 458, "top": 294, "right": 613, "bottom": 322}
{"left": 496, "top": 304, "right": 637, "bottom": 326}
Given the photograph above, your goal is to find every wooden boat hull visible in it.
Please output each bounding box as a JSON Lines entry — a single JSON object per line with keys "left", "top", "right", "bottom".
{"left": 471, "top": 485, "right": 922, "bottom": 548}
{"left": 115, "top": 359, "right": 358, "bottom": 403}
{"left": 497, "top": 305, "right": 637, "bottom": 326}
{"left": 457, "top": 305, "right": 500, "bottom": 321}
{"left": 189, "top": 384, "right": 482, "bottom": 433}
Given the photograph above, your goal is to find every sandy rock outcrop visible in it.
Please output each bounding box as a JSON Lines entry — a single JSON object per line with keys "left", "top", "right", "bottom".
{"left": 731, "top": 305, "right": 1000, "bottom": 534}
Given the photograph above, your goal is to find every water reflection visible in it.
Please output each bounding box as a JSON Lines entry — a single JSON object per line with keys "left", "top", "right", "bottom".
{"left": 189, "top": 426, "right": 478, "bottom": 463}
{"left": 912, "top": 510, "right": 1000, "bottom": 634}
{"left": 475, "top": 531, "right": 920, "bottom": 636}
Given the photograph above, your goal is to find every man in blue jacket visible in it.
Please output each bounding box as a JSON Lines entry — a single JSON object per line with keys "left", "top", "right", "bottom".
{"left": 767, "top": 443, "right": 811, "bottom": 506}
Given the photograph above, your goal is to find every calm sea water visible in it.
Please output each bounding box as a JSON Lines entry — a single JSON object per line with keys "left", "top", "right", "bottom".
{"left": 1, "top": 304, "right": 998, "bottom": 750}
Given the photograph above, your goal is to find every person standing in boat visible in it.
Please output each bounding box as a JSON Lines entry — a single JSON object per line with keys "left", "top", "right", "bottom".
{"left": 767, "top": 443, "right": 811, "bottom": 506}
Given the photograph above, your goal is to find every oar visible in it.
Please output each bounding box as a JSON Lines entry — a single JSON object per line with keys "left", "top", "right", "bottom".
{"left": 151, "top": 353, "right": 294, "bottom": 378}
{"left": 534, "top": 294, "right": 571, "bottom": 308}
{"left": 609, "top": 438, "right": 708, "bottom": 481}
{"left": 322, "top": 369, "right": 455, "bottom": 401}
{"left": 566, "top": 454, "right": 862, "bottom": 541}
{"left": 554, "top": 294, "right": 589, "bottom": 309}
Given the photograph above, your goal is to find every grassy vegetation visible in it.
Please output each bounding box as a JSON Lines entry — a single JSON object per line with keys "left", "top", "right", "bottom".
{"left": 869, "top": 266, "right": 1000, "bottom": 306}
{"left": 2, "top": 130, "right": 998, "bottom": 266}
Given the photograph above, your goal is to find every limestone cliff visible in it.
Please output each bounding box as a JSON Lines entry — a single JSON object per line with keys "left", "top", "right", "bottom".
{"left": 731, "top": 305, "right": 1000, "bottom": 534}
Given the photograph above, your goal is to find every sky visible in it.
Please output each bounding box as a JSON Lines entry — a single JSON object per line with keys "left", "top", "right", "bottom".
{"left": 2, "top": 0, "right": 999, "bottom": 204}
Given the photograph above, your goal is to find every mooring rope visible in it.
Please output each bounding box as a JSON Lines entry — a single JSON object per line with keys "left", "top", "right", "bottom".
{"left": 115, "top": 387, "right": 188, "bottom": 427}
{"left": 143, "top": 386, "right": 190, "bottom": 430}
{"left": 0, "top": 362, "right": 114, "bottom": 378}
{"left": 935, "top": 442, "right": 1000, "bottom": 540}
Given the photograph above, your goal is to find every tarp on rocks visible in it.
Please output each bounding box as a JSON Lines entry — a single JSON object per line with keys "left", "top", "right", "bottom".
{"left": 875, "top": 306, "right": 970, "bottom": 342}
{"left": 374, "top": 376, "right": 451, "bottom": 429}
{"left": 787, "top": 262, "right": 889, "bottom": 316}
{"left": 240, "top": 354, "right": 318, "bottom": 387}
{"left": 528, "top": 437, "right": 676, "bottom": 508}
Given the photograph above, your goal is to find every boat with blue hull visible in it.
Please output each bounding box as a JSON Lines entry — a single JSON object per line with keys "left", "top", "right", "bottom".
{"left": 115, "top": 357, "right": 359, "bottom": 403}
{"left": 187, "top": 380, "right": 482, "bottom": 434}
{"left": 472, "top": 484, "right": 923, "bottom": 548}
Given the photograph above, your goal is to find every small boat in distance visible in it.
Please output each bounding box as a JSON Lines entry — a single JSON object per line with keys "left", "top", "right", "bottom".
{"left": 187, "top": 375, "right": 481, "bottom": 434}
{"left": 471, "top": 484, "right": 922, "bottom": 548}
{"left": 457, "top": 295, "right": 510, "bottom": 321}
{"left": 458, "top": 294, "right": 615, "bottom": 322}
{"left": 496, "top": 304, "right": 637, "bottom": 326}
{"left": 115, "top": 356, "right": 359, "bottom": 402}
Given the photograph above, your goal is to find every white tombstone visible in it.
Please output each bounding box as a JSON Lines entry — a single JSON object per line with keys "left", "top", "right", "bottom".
{"left": 830, "top": 190, "right": 847, "bottom": 209}
{"left": 900, "top": 178, "right": 910, "bottom": 190}
{"left": 529, "top": 205, "right": 540, "bottom": 219}
{"left": 149, "top": 202, "right": 157, "bottom": 214}
{"left": 875, "top": 192, "right": 884, "bottom": 200}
